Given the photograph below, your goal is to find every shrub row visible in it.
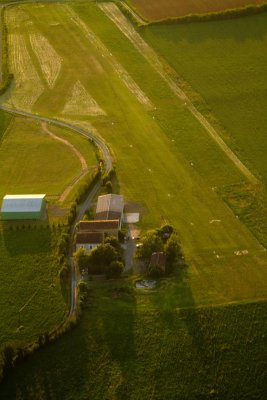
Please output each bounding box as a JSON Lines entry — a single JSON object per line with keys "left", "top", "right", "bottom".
{"left": 75, "top": 169, "right": 101, "bottom": 205}
{"left": 115, "top": 0, "right": 148, "bottom": 26}
{"left": 0, "top": 314, "right": 78, "bottom": 383}
{"left": 144, "top": 3, "right": 267, "bottom": 26}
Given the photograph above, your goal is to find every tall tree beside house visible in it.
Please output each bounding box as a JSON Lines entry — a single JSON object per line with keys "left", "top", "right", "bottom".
{"left": 137, "top": 230, "right": 164, "bottom": 261}
{"left": 164, "top": 233, "right": 183, "bottom": 272}
{"left": 104, "top": 236, "right": 123, "bottom": 257}
{"left": 74, "top": 247, "right": 89, "bottom": 271}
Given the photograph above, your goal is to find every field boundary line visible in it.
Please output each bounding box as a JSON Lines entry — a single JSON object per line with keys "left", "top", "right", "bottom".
{"left": 99, "top": 2, "right": 259, "bottom": 185}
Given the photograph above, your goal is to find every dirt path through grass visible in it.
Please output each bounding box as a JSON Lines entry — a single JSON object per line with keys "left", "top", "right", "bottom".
{"left": 42, "top": 120, "right": 87, "bottom": 170}
{"left": 41, "top": 120, "right": 91, "bottom": 202}
{"left": 99, "top": 2, "right": 258, "bottom": 185}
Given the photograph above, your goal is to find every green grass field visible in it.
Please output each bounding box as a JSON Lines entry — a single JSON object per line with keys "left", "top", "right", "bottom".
{"left": 1, "top": 1, "right": 267, "bottom": 398}
{"left": 0, "top": 280, "right": 266, "bottom": 399}
{"left": 141, "top": 13, "right": 267, "bottom": 183}
{"left": 0, "top": 115, "right": 97, "bottom": 200}
{"left": 0, "top": 226, "right": 67, "bottom": 354}
{"left": 2, "top": 0, "right": 267, "bottom": 303}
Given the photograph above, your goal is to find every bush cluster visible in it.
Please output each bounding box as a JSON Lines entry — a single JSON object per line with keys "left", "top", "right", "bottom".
{"left": 136, "top": 224, "right": 185, "bottom": 276}
{"left": 75, "top": 170, "right": 101, "bottom": 204}
{"left": 74, "top": 236, "right": 124, "bottom": 279}
{"left": 0, "top": 314, "right": 77, "bottom": 383}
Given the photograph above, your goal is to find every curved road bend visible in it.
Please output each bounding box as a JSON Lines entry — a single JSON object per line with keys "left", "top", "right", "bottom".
{"left": 0, "top": 105, "right": 112, "bottom": 317}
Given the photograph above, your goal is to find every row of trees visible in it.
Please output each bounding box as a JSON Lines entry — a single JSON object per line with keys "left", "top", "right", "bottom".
{"left": 74, "top": 236, "right": 124, "bottom": 279}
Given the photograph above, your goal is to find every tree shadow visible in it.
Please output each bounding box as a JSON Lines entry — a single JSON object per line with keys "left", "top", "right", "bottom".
{"left": 1, "top": 225, "right": 53, "bottom": 256}
{"left": 89, "top": 280, "right": 137, "bottom": 398}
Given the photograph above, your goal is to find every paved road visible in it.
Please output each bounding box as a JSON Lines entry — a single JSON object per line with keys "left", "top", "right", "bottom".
{"left": 0, "top": 105, "right": 112, "bottom": 318}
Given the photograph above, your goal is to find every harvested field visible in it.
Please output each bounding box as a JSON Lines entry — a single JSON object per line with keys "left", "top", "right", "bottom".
{"left": 62, "top": 80, "right": 106, "bottom": 116}
{"left": 128, "top": 0, "right": 267, "bottom": 20}
{"left": 6, "top": 33, "right": 43, "bottom": 110}
{"left": 29, "top": 33, "right": 62, "bottom": 89}
{"left": 66, "top": 5, "right": 154, "bottom": 110}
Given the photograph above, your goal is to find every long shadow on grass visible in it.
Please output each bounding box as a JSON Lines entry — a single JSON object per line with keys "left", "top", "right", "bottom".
{"left": 150, "top": 268, "right": 215, "bottom": 393}
{"left": 89, "top": 281, "right": 137, "bottom": 398}
{"left": 2, "top": 226, "right": 52, "bottom": 256}
{"left": 144, "top": 12, "right": 267, "bottom": 46}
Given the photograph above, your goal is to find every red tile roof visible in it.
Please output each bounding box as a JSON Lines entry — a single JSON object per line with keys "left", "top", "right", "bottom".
{"left": 76, "top": 232, "right": 104, "bottom": 244}
{"left": 78, "top": 219, "right": 120, "bottom": 231}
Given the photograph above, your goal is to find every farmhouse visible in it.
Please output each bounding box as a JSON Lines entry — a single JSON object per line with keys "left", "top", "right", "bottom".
{"left": 149, "top": 252, "right": 166, "bottom": 273}
{"left": 0, "top": 194, "right": 46, "bottom": 220}
{"left": 95, "top": 194, "right": 124, "bottom": 228}
{"left": 78, "top": 219, "right": 120, "bottom": 239}
{"left": 76, "top": 232, "right": 104, "bottom": 252}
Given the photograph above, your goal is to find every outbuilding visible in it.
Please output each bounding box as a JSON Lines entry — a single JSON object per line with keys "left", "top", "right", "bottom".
{"left": 95, "top": 194, "right": 124, "bottom": 228}
{"left": 0, "top": 194, "right": 46, "bottom": 220}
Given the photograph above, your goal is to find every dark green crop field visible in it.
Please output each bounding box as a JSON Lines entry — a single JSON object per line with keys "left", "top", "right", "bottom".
{"left": 0, "top": 226, "right": 67, "bottom": 355}
{"left": 0, "top": 281, "right": 266, "bottom": 399}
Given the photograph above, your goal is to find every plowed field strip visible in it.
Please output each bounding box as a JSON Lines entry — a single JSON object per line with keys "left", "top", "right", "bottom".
{"left": 128, "top": 0, "right": 266, "bottom": 20}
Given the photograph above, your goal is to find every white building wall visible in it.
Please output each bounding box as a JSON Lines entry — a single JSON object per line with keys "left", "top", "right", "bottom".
{"left": 76, "top": 243, "right": 101, "bottom": 253}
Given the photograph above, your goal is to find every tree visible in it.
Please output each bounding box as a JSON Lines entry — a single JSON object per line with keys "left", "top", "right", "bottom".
{"left": 104, "top": 236, "right": 123, "bottom": 256}
{"left": 137, "top": 231, "right": 164, "bottom": 261}
{"left": 2, "top": 345, "right": 15, "bottom": 379}
{"left": 74, "top": 248, "right": 89, "bottom": 271}
{"left": 83, "top": 208, "right": 94, "bottom": 220}
{"left": 147, "top": 264, "right": 164, "bottom": 278}
{"left": 87, "top": 243, "right": 118, "bottom": 274}
{"left": 164, "top": 234, "right": 183, "bottom": 271}
{"left": 105, "top": 180, "right": 113, "bottom": 194}
{"left": 157, "top": 224, "right": 174, "bottom": 241}
{"left": 106, "top": 260, "right": 124, "bottom": 279}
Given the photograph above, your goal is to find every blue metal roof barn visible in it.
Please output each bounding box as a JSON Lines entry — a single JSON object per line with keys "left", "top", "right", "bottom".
{"left": 0, "top": 194, "right": 46, "bottom": 220}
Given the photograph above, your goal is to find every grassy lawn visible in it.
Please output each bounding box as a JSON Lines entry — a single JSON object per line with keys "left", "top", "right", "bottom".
{"left": 0, "top": 115, "right": 97, "bottom": 200}
{"left": 0, "top": 280, "right": 266, "bottom": 399}
{"left": 3, "top": 1, "right": 267, "bottom": 293}
{"left": 1, "top": 2, "right": 267, "bottom": 397}
{"left": 0, "top": 225, "right": 67, "bottom": 354}
{"left": 141, "top": 13, "right": 267, "bottom": 183}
